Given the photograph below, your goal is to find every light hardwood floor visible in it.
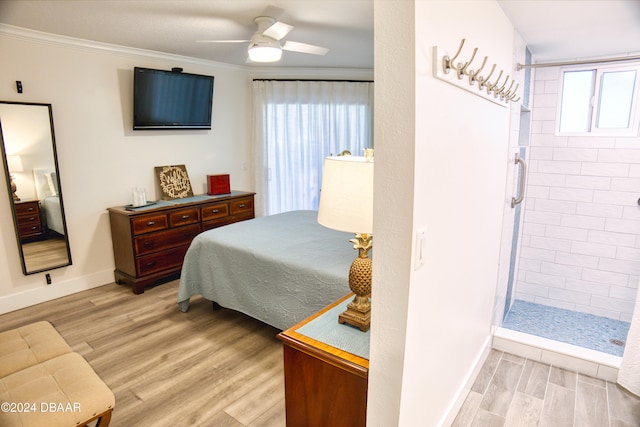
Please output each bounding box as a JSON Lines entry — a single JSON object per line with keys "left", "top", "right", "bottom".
{"left": 0, "top": 280, "right": 285, "bottom": 427}
{"left": 1, "top": 280, "right": 639, "bottom": 426}
{"left": 453, "top": 350, "right": 640, "bottom": 427}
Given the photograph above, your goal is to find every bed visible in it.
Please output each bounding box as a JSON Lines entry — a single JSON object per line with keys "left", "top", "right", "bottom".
{"left": 177, "top": 210, "right": 356, "bottom": 330}
{"left": 33, "top": 168, "right": 65, "bottom": 235}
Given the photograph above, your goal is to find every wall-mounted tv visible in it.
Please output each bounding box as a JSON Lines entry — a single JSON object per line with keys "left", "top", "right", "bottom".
{"left": 133, "top": 67, "right": 214, "bottom": 130}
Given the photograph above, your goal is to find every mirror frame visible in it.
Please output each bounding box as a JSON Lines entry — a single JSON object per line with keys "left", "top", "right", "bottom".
{"left": 0, "top": 101, "right": 72, "bottom": 275}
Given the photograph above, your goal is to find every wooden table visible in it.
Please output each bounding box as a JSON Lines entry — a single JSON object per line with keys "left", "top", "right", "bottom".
{"left": 277, "top": 293, "right": 369, "bottom": 427}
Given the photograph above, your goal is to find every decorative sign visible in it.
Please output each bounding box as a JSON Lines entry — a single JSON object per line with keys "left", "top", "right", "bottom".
{"left": 155, "top": 165, "right": 193, "bottom": 200}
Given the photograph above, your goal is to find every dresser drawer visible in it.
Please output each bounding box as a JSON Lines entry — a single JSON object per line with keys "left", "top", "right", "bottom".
{"left": 201, "top": 202, "right": 229, "bottom": 222}
{"left": 18, "top": 222, "right": 43, "bottom": 236}
{"left": 132, "top": 214, "right": 168, "bottom": 235}
{"left": 136, "top": 244, "right": 190, "bottom": 276}
{"left": 134, "top": 224, "right": 201, "bottom": 256}
{"left": 17, "top": 213, "right": 41, "bottom": 226}
{"left": 169, "top": 208, "right": 200, "bottom": 227}
{"left": 230, "top": 197, "right": 254, "bottom": 215}
{"left": 15, "top": 202, "right": 39, "bottom": 215}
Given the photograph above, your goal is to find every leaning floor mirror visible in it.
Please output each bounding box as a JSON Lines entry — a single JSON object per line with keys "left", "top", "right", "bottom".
{"left": 0, "top": 101, "right": 72, "bottom": 274}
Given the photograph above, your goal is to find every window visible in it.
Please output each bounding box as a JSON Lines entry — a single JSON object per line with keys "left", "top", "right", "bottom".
{"left": 253, "top": 80, "right": 373, "bottom": 216}
{"left": 558, "top": 65, "right": 640, "bottom": 136}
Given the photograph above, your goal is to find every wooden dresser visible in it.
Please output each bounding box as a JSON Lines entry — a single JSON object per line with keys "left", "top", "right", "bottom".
{"left": 277, "top": 293, "right": 369, "bottom": 427}
{"left": 108, "top": 191, "right": 255, "bottom": 294}
{"left": 14, "top": 199, "right": 44, "bottom": 241}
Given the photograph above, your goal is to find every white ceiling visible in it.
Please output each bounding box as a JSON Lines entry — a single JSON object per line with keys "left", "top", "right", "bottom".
{"left": 0, "top": 1, "right": 639, "bottom": 68}
{"left": 499, "top": 0, "right": 640, "bottom": 62}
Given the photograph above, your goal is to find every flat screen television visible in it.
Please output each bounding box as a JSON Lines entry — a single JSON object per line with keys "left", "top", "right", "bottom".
{"left": 133, "top": 67, "right": 214, "bottom": 130}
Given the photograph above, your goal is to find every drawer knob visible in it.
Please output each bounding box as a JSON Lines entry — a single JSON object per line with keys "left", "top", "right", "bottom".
{"left": 239, "top": 204, "right": 245, "bottom": 208}
{"left": 181, "top": 215, "right": 190, "bottom": 219}
{"left": 147, "top": 221, "right": 156, "bottom": 226}
{"left": 27, "top": 208, "right": 34, "bottom": 212}
{"left": 31, "top": 226, "right": 37, "bottom": 230}
{"left": 212, "top": 209, "right": 219, "bottom": 214}
{"left": 145, "top": 261, "right": 156, "bottom": 267}
{"left": 144, "top": 241, "right": 155, "bottom": 247}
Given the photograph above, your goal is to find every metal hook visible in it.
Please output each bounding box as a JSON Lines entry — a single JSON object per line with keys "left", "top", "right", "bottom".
{"left": 443, "top": 38, "right": 465, "bottom": 75}
{"left": 476, "top": 63, "right": 496, "bottom": 90}
{"left": 458, "top": 47, "right": 478, "bottom": 79}
{"left": 467, "top": 56, "right": 487, "bottom": 85}
{"left": 494, "top": 75, "right": 510, "bottom": 98}
{"left": 500, "top": 79, "right": 516, "bottom": 100}
{"left": 485, "top": 70, "right": 503, "bottom": 94}
{"left": 439, "top": 38, "right": 520, "bottom": 104}
{"left": 504, "top": 82, "right": 520, "bottom": 100}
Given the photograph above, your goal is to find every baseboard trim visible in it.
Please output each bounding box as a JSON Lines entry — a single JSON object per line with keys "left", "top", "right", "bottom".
{"left": 0, "top": 269, "right": 115, "bottom": 315}
{"left": 440, "top": 334, "right": 492, "bottom": 427}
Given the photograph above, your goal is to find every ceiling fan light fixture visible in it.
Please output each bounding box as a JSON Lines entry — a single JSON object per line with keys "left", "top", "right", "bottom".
{"left": 248, "top": 44, "right": 282, "bottom": 62}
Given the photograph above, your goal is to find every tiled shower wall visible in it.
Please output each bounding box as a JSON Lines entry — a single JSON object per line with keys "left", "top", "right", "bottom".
{"left": 515, "top": 66, "right": 640, "bottom": 322}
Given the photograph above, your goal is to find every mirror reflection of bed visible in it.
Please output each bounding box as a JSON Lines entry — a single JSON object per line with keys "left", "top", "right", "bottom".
{"left": 21, "top": 168, "right": 69, "bottom": 272}
{"left": 0, "top": 101, "right": 72, "bottom": 275}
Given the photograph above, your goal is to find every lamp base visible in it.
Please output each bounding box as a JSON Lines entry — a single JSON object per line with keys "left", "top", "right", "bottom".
{"left": 338, "top": 295, "right": 371, "bottom": 332}
{"left": 11, "top": 179, "right": 19, "bottom": 201}
{"left": 338, "top": 234, "right": 373, "bottom": 332}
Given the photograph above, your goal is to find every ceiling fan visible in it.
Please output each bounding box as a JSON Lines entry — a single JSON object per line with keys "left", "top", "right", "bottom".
{"left": 197, "top": 16, "right": 329, "bottom": 63}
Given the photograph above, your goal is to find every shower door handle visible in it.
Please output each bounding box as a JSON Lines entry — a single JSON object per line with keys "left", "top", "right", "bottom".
{"left": 511, "top": 153, "right": 526, "bottom": 208}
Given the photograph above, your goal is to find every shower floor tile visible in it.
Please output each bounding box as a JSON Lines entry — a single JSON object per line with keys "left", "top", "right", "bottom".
{"left": 502, "top": 300, "right": 630, "bottom": 357}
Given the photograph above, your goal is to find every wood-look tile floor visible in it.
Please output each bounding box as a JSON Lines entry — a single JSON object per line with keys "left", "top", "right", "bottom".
{"left": 1, "top": 280, "right": 639, "bottom": 426}
{"left": 0, "top": 280, "right": 286, "bottom": 427}
{"left": 453, "top": 349, "right": 640, "bottom": 427}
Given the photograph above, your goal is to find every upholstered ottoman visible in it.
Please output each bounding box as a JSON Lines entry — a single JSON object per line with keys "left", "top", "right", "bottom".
{"left": 0, "top": 321, "right": 72, "bottom": 377}
{"left": 0, "top": 321, "right": 115, "bottom": 426}
{"left": 0, "top": 352, "right": 115, "bottom": 427}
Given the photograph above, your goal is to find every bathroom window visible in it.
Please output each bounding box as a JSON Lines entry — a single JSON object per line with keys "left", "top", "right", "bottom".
{"left": 557, "top": 65, "right": 640, "bottom": 136}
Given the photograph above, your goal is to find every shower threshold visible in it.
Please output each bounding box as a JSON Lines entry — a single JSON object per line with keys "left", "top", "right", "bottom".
{"left": 493, "top": 299, "right": 629, "bottom": 381}
{"left": 493, "top": 327, "right": 621, "bottom": 381}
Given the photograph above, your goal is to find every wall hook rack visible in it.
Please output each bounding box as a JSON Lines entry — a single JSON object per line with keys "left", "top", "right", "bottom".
{"left": 434, "top": 38, "right": 521, "bottom": 106}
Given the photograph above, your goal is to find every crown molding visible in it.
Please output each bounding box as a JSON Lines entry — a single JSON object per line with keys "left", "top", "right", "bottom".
{"left": 0, "top": 23, "right": 245, "bottom": 71}
{"left": 0, "top": 23, "right": 374, "bottom": 78}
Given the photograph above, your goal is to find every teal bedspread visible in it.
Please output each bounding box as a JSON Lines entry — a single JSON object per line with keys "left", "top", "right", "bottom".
{"left": 177, "top": 210, "right": 354, "bottom": 330}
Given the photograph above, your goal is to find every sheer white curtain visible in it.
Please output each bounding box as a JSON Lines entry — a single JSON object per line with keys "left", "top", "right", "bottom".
{"left": 253, "top": 80, "right": 374, "bottom": 216}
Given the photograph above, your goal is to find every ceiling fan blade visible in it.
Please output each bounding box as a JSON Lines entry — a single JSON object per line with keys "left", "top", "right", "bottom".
{"left": 282, "top": 41, "right": 329, "bottom": 56}
{"left": 196, "top": 40, "right": 250, "bottom": 43}
{"left": 263, "top": 21, "right": 293, "bottom": 41}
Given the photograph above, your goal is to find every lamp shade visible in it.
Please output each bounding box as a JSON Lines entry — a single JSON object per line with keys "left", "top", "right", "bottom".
{"left": 318, "top": 156, "right": 373, "bottom": 234}
{"left": 6, "top": 155, "right": 23, "bottom": 173}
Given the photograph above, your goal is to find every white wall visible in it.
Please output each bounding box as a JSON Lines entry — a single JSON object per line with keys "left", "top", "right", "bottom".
{"left": 368, "top": 1, "right": 415, "bottom": 425}
{"left": 0, "top": 27, "right": 372, "bottom": 312}
{"left": 0, "top": 29, "right": 254, "bottom": 310}
{"left": 369, "top": 1, "right": 517, "bottom": 425}
{"left": 516, "top": 64, "right": 640, "bottom": 322}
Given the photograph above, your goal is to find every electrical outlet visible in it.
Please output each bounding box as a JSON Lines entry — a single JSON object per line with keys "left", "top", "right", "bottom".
{"left": 414, "top": 227, "right": 427, "bottom": 270}
{"left": 46, "top": 274, "right": 52, "bottom": 285}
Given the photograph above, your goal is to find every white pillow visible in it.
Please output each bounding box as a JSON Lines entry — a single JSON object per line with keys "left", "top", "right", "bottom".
{"left": 45, "top": 172, "right": 59, "bottom": 196}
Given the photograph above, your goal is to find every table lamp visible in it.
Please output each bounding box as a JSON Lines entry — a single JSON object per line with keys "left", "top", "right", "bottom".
{"left": 7, "top": 155, "right": 24, "bottom": 201}
{"left": 318, "top": 151, "right": 373, "bottom": 332}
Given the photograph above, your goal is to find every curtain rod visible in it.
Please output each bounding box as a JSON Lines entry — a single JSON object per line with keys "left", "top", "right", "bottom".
{"left": 252, "top": 79, "right": 373, "bottom": 82}
{"left": 517, "top": 54, "right": 640, "bottom": 70}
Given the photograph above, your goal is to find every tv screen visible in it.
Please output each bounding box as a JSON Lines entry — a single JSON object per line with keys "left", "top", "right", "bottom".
{"left": 133, "top": 67, "right": 214, "bottom": 130}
